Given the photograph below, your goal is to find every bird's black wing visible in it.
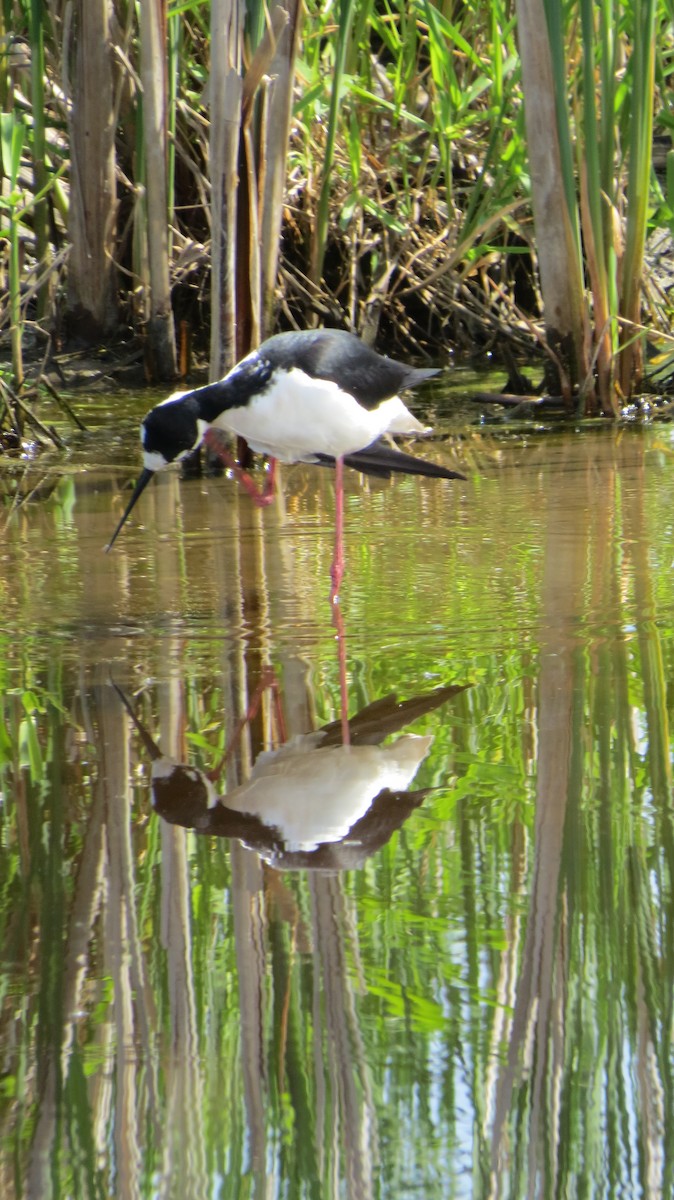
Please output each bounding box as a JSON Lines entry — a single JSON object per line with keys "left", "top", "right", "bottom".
{"left": 315, "top": 439, "right": 466, "bottom": 481}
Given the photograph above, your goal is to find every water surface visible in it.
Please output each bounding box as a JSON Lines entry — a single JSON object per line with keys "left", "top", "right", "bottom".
{"left": 1, "top": 388, "right": 673, "bottom": 1198}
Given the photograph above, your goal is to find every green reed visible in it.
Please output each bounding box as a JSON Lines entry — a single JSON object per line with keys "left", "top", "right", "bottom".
{"left": 618, "top": 0, "right": 657, "bottom": 396}
{"left": 309, "top": 0, "right": 358, "bottom": 291}
{"left": 0, "top": 109, "right": 26, "bottom": 387}
{"left": 28, "top": 0, "right": 50, "bottom": 322}
{"left": 533, "top": 0, "right": 658, "bottom": 410}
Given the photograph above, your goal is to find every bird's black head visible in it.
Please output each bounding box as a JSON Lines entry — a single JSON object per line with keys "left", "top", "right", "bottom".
{"left": 140, "top": 393, "right": 205, "bottom": 471}
{"left": 106, "top": 393, "right": 205, "bottom": 552}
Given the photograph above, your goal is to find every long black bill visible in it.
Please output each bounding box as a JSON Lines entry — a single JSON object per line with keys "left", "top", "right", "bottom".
{"left": 111, "top": 680, "right": 163, "bottom": 760}
{"left": 105, "top": 468, "right": 155, "bottom": 552}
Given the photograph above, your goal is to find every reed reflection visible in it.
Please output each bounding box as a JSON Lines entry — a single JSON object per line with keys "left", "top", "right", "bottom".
{"left": 486, "top": 433, "right": 674, "bottom": 1199}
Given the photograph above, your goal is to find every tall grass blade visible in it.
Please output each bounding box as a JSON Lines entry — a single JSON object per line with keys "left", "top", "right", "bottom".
{"left": 578, "top": 0, "right": 616, "bottom": 412}
{"left": 618, "top": 0, "right": 657, "bottom": 396}
{"left": 309, "top": 0, "right": 357, "bottom": 297}
{"left": 0, "top": 110, "right": 26, "bottom": 387}
{"left": 29, "top": 0, "right": 51, "bottom": 323}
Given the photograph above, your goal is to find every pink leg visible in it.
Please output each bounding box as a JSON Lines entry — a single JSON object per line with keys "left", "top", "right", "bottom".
{"left": 329, "top": 461, "right": 350, "bottom": 746}
{"left": 209, "top": 665, "right": 285, "bottom": 781}
{"left": 332, "top": 600, "right": 351, "bottom": 747}
{"left": 329, "top": 456, "right": 345, "bottom": 604}
{"left": 204, "top": 429, "right": 277, "bottom": 507}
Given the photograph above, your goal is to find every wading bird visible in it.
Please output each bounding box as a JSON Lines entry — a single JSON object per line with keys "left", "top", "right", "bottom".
{"left": 107, "top": 328, "right": 465, "bottom": 599}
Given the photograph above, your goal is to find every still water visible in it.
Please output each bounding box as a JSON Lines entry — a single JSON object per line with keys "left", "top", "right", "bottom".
{"left": 1, "top": 386, "right": 674, "bottom": 1198}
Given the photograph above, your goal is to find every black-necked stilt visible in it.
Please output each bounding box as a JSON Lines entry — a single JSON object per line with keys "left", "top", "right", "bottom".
{"left": 107, "top": 328, "right": 465, "bottom": 597}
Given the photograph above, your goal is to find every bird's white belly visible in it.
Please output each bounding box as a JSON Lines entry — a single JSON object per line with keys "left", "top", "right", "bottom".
{"left": 224, "top": 735, "right": 432, "bottom": 852}
{"left": 212, "top": 368, "right": 429, "bottom": 462}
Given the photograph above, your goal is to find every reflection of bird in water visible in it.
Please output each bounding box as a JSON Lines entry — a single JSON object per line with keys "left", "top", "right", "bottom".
{"left": 106, "top": 328, "right": 465, "bottom": 599}
{"left": 115, "top": 681, "right": 466, "bottom": 871}
{"left": 155, "top": 734, "right": 431, "bottom": 863}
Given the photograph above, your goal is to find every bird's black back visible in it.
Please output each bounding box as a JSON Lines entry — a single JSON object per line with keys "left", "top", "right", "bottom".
{"left": 175, "top": 329, "right": 441, "bottom": 427}
{"left": 257, "top": 329, "right": 440, "bottom": 407}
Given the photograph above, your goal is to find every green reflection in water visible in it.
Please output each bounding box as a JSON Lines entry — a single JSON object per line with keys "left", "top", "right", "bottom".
{"left": 0, "top": 420, "right": 674, "bottom": 1197}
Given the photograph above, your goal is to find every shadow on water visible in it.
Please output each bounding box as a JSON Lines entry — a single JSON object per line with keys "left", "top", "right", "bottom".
{"left": 2, "top": 413, "right": 674, "bottom": 1196}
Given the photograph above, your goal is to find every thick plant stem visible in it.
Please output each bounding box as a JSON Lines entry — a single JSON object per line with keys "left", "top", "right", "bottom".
{"left": 139, "top": 0, "right": 177, "bottom": 380}
{"left": 515, "top": 0, "right": 587, "bottom": 408}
